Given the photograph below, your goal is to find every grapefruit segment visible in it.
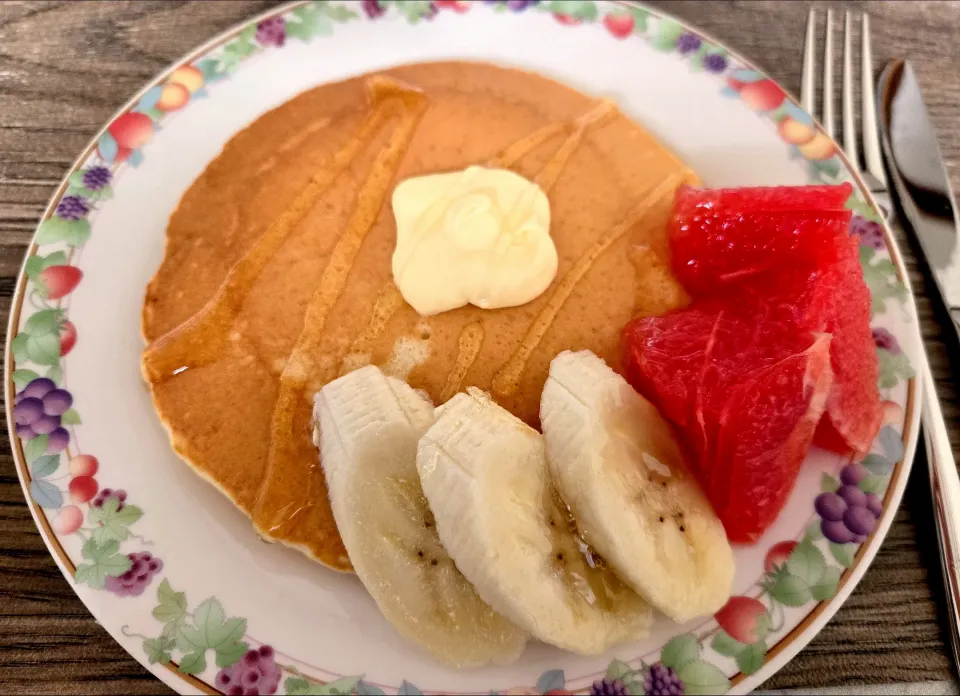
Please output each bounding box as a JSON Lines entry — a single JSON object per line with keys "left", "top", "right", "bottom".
{"left": 667, "top": 184, "right": 881, "bottom": 456}
{"left": 670, "top": 210, "right": 851, "bottom": 293}
{"left": 673, "top": 182, "right": 852, "bottom": 217}
{"left": 623, "top": 300, "right": 834, "bottom": 542}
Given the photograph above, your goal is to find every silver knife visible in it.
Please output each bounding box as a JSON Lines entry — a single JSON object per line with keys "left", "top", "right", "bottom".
{"left": 878, "top": 60, "right": 960, "bottom": 340}
{"left": 877, "top": 59, "right": 960, "bottom": 670}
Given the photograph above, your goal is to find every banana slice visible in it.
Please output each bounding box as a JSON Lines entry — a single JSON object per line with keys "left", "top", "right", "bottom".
{"left": 541, "top": 350, "right": 734, "bottom": 623}
{"left": 315, "top": 366, "right": 527, "bottom": 668}
{"left": 417, "top": 387, "right": 652, "bottom": 655}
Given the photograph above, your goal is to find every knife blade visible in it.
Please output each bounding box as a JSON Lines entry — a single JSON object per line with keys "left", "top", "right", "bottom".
{"left": 877, "top": 59, "right": 960, "bottom": 343}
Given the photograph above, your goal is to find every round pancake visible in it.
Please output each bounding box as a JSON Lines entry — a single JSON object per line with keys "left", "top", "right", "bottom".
{"left": 141, "top": 61, "right": 697, "bottom": 571}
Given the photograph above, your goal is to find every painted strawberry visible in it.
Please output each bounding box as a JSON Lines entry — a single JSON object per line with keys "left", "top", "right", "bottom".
{"left": 715, "top": 596, "right": 768, "bottom": 644}
{"left": 59, "top": 320, "right": 77, "bottom": 356}
{"left": 553, "top": 13, "right": 580, "bottom": 25}
{"left": 764, "top": 540, "right": 797, "bottom": 573}
{"left": 603, "top": 12, "right": 634, "bottom": 38}
{"left": 435, "top": 0, "right": 470, "bottom": 11}
{"left": 739, "top": 79, "right": 785, "bottom": 112}
{"left": 36, "top": 265, "right": 82, "bottom": 300}
{"left": 107, "top": 112, "right": 154, "bottom": 152}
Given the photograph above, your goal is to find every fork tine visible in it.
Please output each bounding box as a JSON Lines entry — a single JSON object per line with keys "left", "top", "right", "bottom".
{"left": 822, "top": 9, "right": 835, "bottom": 137}
{"left": 801, "top": 9, "right": 816, "bottom": 114}
{"left": 860, "top": 14, "right": 887, "bottom": 187}
{"left": 842, "top": 11, "right": 860, "bottom": 170}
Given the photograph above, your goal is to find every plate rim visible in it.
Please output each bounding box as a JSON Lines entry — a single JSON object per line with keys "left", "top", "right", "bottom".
{"left": 2, "top": 2, "right": 923, "bottom": 694}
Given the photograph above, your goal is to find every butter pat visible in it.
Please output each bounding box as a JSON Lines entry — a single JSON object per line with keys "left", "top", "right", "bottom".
{"left": 391, "top": 166, "right": 558, "bottom": 316}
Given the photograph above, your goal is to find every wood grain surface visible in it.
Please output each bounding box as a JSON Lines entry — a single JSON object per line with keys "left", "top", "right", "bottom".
{"left": 1, "top": 1, "right": 959, "bottom": 693}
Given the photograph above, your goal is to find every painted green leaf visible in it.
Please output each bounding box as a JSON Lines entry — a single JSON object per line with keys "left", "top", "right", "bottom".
{"left": 153, "top": 578, "right": 188, "bottom": 624}
{"left": 879, "top": 425, "right": 904, "bottom": 461}
{"left": 30, "top": 478, "right": 62, "bottom": 509}
{"left": 858, "top": 474, "right": 886, "bottom": 495}
{"left": 786, "top": 539, "right": 826, "bottom": 586}
{"left": 805, "top": 518, "right": 824, "bottom": 542}
{"left": 143, "top": 636, "right": 174, "bottom": 665}
{"left": 292, "top": 675, "right": 363, "bottom": 695}
{"left": 650, "top": 17, "right": 684, "bottom": 51}
{"left": 177, "top": 597, "right": 247, "bottom": 655}
{"left": 396, "top": 681, "right": 423, "bottom": 696}
{"left": 769, "top": 573, "right": 811, "bottom": 607}
{"left": 288, "top": 3, "right": 334, "bottom": 38}
{"left": 661, "top": 633, "right": 700, "bottom": 670}
{"left": 736, "top": 641, "right": 766, "bottom": 675}
{"left": 860, "top": 245, "right": 907, "bottom": 316}
{"left": 538, "top": 668, "right": 566, "bottom": 692}
{"left": 46, "top": 363, "right": 62, "bottom": 385}
{"left": 26, "top": 332, "right": 61, "bottom": 366}
{"left": 64, "top": 220, "right": 92, "bottom": 247}
{"left": 215, "top": 639, "right": 249, "bottom": 668}
{"left": 395, "top": 0, "right": 434, "bottom": 23}
{"left": 877, "top": 348, "right": 914, "bottom": 390}
{"left": 820, "top": 473, "right": 839, "bottom": 493}
{"left": 25, "top": 309, "right": 62, "bottom": 336}
{"left": 675, "top": 659, "right": 730, "bottom": 695}
{"left": 11, "top": 368, "right": 38, "bottom": 390}
{"left": 285, "top": 678, "right": 312, "bottom": 696}
{"left": 60, "top": 408, "right": 82, "bottom": 425}
{"left": 89, "top": 499, "right": 143, "bottom": 545}
{"left": 12, "top": 364, "right": 39, "bottom": 387}
{"left": 36, "top": 217, "right": 84, "bottom": 245}
{"left": 324, "top": 4, "right": 360, "bottom": 22}
{"left": 24, "top": 435, "right": 50, "bottom": 463}
{"left": 320, "top": 676, "right": 366, "bottom": 694}
{"left": 829, "top": 541, "right": 856, "bottom": 568}
{"left": 710, "top": 630, "right": 744, "bottom": 657}
{"left": 75, "top": 538, "right": 132, "bottom": 589}
{"left": 43, "top": 251, "right": 69, "bottom": 268}
{"left": 862, "top": 453, "right": 893, "bottom": 475}
{"left": 605, "top": 659, "right": 631, "bottom": 680}
{"left": 178, "top": 650, "right": 207, "bottom": 675}
{"left": 11, "top": 334, "right": 29, "bottom": 365}
{"left": 811, "top": 565, "right": 842, "bottom": 601}
{"left": 357, "top": 682, "right": 386, "bottom": 696}
{"left": 25, "top": 256, "right": 45, "bottom": 278}
{"left": 627, "top": 5, "right": 650, "bottom": 32}
{"left": 846, "top": 196, "right": 882, "bottom": 222}
{"left": 30, "top": 454, "right": 60, "bottom": 478}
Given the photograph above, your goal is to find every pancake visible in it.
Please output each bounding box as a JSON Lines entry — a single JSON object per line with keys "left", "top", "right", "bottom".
{"left": 141, "top": 61, "right": 698, "bottom": 571}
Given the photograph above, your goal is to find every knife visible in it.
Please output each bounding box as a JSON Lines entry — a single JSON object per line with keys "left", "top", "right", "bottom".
{"left": 878, "top": 60, "right": 960, "bottom": 342}
{"left": 877, "top": 59, "right": 960, "bottom": 671}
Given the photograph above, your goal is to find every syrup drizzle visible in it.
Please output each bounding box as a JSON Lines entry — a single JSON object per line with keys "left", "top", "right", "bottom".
{"left": 252, "top": 81, "right": 428, "bottom": 545}
{"left": 434, "top": 101, "right": 617, "bottom": 398}
{"left": 340, "top": 100, "right": 618, "bottom": 399}
{"left": 440, "top": 321, "right": 485, "bottom": 402}
{"left": 338, "top": 280, "right": 406, "bottom": 377}
{"left": 492, "top": 174, "right": 686, "bottom": 399}
{"left": 140, "top": 80, "right": 396, "bottom": 383}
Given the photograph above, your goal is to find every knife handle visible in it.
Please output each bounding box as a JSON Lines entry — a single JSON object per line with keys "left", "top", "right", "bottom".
{"left": 921, "top": 352, "right": 960, "bottom": 668}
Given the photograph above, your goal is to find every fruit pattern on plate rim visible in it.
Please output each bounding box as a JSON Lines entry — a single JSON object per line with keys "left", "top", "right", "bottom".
{"left": 5, "top": 1, "right": 915, "bottom": 695}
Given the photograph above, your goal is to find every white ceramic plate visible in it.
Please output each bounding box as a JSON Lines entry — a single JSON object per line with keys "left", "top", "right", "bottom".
{"left": 4, "top": 2, "right": 922, "bottom": 694}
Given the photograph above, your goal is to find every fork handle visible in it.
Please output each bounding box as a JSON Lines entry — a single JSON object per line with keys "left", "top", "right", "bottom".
{"left": 921, "top": 352, "right": 960, "bottom": 668}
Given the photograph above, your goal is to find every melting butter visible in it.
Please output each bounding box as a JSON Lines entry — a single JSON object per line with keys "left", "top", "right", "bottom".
{"left": 391, "top": 166, "right": 558, "bottom": 316}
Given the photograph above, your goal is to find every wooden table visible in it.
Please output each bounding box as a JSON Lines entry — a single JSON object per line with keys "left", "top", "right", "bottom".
{"left": 1, "top": 1, "right": 959, "bottom": 693}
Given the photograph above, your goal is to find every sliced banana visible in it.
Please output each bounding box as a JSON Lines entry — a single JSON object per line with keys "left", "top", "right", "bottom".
{"left": 315, "top": 366, "right": 527, "bottom": 668}
{"left": 541, "top": 350, "right": 734, "bottom": 623}
{"left": 417, "top": 387, "right": 652, "bottom": 655}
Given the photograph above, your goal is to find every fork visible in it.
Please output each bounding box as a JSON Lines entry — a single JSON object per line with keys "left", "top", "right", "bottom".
{"left": 802, "top": 8, "right": 960, "bottom": 671}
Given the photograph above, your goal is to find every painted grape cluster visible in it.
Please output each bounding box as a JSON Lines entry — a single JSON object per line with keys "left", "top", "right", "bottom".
{"left": 816, "top": 463, "right": 883, "bottom": 544}
{"left": 13, "top": 378, "right": 71, "bottom": 451}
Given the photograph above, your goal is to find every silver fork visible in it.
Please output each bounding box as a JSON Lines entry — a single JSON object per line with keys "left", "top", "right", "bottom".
{"left": 803, "top": 9, "right": 960, "bottom": 671}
